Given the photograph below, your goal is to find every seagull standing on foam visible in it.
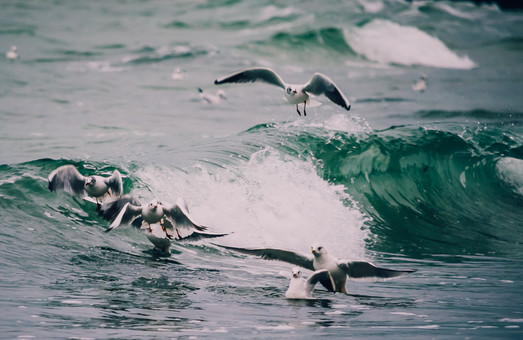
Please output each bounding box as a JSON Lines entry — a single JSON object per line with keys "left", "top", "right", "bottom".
{"left": 217, "top": 244, "right": 416, "bottom": 294}
{"left": 48, "top": 165, "right": 123, "bottom": 204}
{"left": 214, "top": 67, "right": 351, "bottom": 116}
{"left": 285, "top": 267, "right": 334, "bottom": 299}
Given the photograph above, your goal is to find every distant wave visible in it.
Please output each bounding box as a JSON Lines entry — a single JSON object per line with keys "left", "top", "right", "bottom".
{"left": 345, "top": 19, "right": 477, "bottom": 69}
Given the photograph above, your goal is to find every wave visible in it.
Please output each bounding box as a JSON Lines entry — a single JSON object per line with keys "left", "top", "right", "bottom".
{"left": 243, "top": 27, "right": 356, "bottom": 61}
{"left": 120, "top": 44, "right": 217, "bottom": 65}
{"left": 1, "top": 117, "right": 522, "bottom": 259}
{"left": 345, "top": 19, "right": 477, "bottom": 69}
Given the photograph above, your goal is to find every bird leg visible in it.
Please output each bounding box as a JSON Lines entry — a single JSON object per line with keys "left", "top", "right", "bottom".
{"left": 303, "top": 101, "right": 307, "bottom": 116}
{"left": 296, "top": 104, "right": 301, "bottom": 116}
{"left": 159, "top": 220, "right": 173, "bottom": 239}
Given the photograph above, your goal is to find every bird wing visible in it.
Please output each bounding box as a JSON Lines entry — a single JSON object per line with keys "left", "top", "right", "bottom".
{"left": 104, "top": 170, "right": 123, "bottom": 198}
{"left": 306, "top": 269, "right": 335, "bottom": 293}
{"left": 105, "top": 202, "right": 142, "bottom": 232}
{"left": 97, "top": 195, "right": 140, "bottom": 222}
{"left": 214, "top": 67, "right": 286, "bottom": 89}
{"left": 176, "top": 230, "right": 230, "bottom": 241}
{"left": 48, "top": 165, "right": 86, "bottom": 196}
{"left": 302, "top": 73, "right": 351, "bottom": 110}
{"left": 163, "top": 198, "right": 207, "bottom": 232}
{"left": 337, "top": 260, "right": 416, "bottom": 282}
{"left": 215, "top": 244, "right": 315, "bottom": 271}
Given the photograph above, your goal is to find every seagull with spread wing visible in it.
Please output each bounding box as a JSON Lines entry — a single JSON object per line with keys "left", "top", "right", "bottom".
{"left": 214, "top": 67, "right": 351, "bottom": 116}
{"left": 48, "top": 165, "right": 123, "bottom": 204}
{"left": 217, "top": 244, "right": 416, "bottom": 294}
{"left": 99, "top": 195, "right": 228, "bottom": 244}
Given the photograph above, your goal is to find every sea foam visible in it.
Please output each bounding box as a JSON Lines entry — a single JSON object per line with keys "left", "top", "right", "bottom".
{"left": 345, "top": 19, "right": 476, "bottom": 69}
{"left": 137, "top": 147, "right": 369, "bottom": 259}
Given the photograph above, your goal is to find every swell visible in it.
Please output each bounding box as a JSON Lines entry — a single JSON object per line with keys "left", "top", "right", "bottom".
{"left": 243, "top": 27, "right": 357, "bottom": 61}
{"left": 305, "top": 125, "right": 523, "bottom": 257}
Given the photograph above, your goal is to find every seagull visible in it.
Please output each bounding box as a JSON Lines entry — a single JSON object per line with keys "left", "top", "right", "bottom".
{"left": 216, "top": 244, "right": 416, "bottom": 293}
{"left": 412, "top": 73, "right": 427, "bottom": 92}
{"left": 285, "top": 267, "right": 334, "bottom": 299}
{"left": 198, "top": 87, "right": 227, "bottom": 104}
{"left": 48, "top": 165, "right": 123, "bottom": 204}
{"left": 99, "top": 195, "right": 228, "bottom": 242}
{"left": 6, "top": 46, "right": 19, "bottom": 60}
{"left": 214, "top": 67, "right": 351, "bottom": 116}
{"left": 171, "top": 67, "right": 188, "bottom": 80}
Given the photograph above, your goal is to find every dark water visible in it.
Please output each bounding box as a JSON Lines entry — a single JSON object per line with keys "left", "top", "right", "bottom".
{"left": 1, "top": 0, "right": 523, "bottom": 338}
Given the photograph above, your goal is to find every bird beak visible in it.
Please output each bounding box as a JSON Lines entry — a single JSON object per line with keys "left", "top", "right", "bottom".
{"left": 292, "top": 90, "right": 297, "bottom": 94}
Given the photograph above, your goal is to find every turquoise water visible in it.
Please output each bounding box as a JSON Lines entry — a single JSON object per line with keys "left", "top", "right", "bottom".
{"left": 1, "top": 0, "right": 523, "bottom": 338}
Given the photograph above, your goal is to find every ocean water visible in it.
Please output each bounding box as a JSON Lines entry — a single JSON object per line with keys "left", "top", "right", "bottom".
{"left": 1, "top": 0, "right": 523, "bottom": 338}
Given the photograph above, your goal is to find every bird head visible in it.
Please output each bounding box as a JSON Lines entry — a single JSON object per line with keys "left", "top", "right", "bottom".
{"left": 148, "top": 199, "right": 161, "bottom": 211}
{"left": 286, "top": 87, "right": 297, "bottom": 95}
{"left": 147, "top": 199, "right": 162, "bottom": 211}
{"left": 291, "top": 267, "right": 302, "bottom": 278}
{"left": 311, "top": 245, "right": 326, "bottom": 257}
{"left": 85, "top": 177, "right": 96, "bottom": 187}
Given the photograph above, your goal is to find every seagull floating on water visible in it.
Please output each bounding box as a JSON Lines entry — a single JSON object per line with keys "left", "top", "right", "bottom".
{"left": 412, "top": 73, "right": 427, "bottom": 92}
{"left": 171, "top": 67, "right": 188, "bottom": 80}
{"left": 214, "top": 67, "right": 351, "bottom": 116}
{"left": 48, "top": 165, "right": 123, "bottom": 204}
{"left": 217, "top": 244, "right": 416, "bottom": 293}
{"left": 285, "top": 267, "right": 334, "bottom": 299}
{"left": 99, "top": 195, "right": 228, "bottom": 242}
{"left": 198, "top": 87, "right": 227, "bottom": 104}
{"left": 6, "top": 46, "right": 19, "bottom": 60}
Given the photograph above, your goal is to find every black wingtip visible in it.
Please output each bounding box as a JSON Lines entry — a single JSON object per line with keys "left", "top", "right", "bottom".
{"left": 214, "top": 79, "right": 219, "bottom": 85}
{"left": 104, "top": 228, "right": 112, "bottom": 233}
{"left": 347, "top": 104, "right": 351, "bottom": 111}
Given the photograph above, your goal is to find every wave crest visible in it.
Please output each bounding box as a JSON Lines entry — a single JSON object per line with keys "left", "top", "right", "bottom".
{"left": 345, "top": 19, "right": 476, "bottom": 69}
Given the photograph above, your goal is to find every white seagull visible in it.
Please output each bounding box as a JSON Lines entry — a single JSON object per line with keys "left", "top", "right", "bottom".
{"left": 214, "top": 67, "right": 351, "bottom": 116}
{"left": 6, "top": 46, "right": 19, "bottom": 60}
{"left": 198, "top": 87, "right": 227, "bottom": 104}
{"left": 48, "top": 165, "right": 123, "bottom": 204}
{"left": 412, "top": 73, "right": 427, "bottom": 92}
{"left": 100, "top": 195, "right": 228, "bottom": 242}
{"left": 285, "top": 267, "right": 334, "bottom": 299}
{"left": 217, "top": 244, "right": 416, "bottom": 294}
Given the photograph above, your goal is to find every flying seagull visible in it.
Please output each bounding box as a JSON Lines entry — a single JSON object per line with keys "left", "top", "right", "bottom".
{"left": 285, "top": 267, "right": 334, "bottom": 299}
{"left": 217, "top": 244, "right": 416, "bottom": 293}
{"left": 99, "top": 195, "right": 228, "bottom": 241}
{"left": 48, "top": 165, "right": 123, "bottom": 204}
{"left": 214, "top": 67, "right": 351, "bottom": 116}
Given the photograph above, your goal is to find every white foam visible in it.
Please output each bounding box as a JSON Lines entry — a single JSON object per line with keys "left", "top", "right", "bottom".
{"left": 138, "top": 147, "right": 369, "bottom": 259}
{"left": 345, "top": 19, "right": 476, "bottom": 69}
{"left": 496, "top": 157, "right": 523, "bottom": 196}
{"left": 358, "top": 0, "right": 384, "bottom": 14}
